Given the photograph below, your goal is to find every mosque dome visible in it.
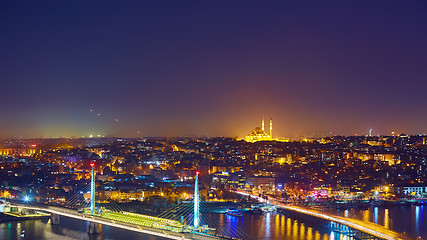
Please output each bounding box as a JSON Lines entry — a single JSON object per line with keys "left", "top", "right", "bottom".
{"left": 248, "top": 127, "right": 269, "bottom": 137}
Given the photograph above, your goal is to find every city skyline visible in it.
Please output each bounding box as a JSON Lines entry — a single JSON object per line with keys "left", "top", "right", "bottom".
{"left": 2, "top": 2, "right": 427, "bottom": 240}
{"left": 1, "top": 1, "right": 427, "bottom": 138}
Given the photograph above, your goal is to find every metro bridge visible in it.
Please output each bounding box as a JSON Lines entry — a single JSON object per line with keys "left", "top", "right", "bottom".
{"left": 5, "top": 167, "right": 233, "bottom": 240}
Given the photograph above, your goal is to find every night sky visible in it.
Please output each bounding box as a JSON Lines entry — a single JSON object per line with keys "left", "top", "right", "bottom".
{"left": 1, "top": 1, "right": 427, "bottom": 138}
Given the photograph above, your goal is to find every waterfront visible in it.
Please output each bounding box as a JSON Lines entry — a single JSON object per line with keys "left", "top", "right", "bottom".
{"left": 1, "top": 205, "right": 425, "bottom": 240}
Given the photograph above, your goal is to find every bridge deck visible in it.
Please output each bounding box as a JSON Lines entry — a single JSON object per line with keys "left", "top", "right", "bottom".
{"left": 100, "top": 210, "right": 185, "bottom": 232}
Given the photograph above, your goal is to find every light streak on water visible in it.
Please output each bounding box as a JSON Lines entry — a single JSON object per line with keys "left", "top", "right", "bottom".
{"left": 374, "top": 207, "right": 378, "bottom": 224}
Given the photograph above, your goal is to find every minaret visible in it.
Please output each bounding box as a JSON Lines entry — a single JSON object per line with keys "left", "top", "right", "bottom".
{"left": 270, "top": 117, "right": 273, "bottom": 139}
{"left": 262, "top": 116, "right": 265, "bottom": 132}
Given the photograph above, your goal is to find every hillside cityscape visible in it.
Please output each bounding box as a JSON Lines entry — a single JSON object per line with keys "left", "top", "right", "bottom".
{"left": 2, "top": 1, "right": 427, "bottom": 239}
{"left": 1, "top": 131, "right": 426, "bottom": 207}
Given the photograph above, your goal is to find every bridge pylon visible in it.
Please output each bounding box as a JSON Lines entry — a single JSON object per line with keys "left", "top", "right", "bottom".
{"left": 194, "top": 171, "right": 200, "bottom": 229}
{"left": 90, "top": 163, "right": 95, "bottom": 214}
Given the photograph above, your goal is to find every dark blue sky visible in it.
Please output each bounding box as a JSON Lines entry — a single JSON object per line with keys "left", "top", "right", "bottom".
{"left": 1, "top": 1, "right": 427, "bottom": 138}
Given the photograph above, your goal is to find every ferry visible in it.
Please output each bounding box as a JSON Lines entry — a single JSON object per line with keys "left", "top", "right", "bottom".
{"left": 226, "top": 208, "right": 243, "bottom": 217}
{"left": 261, "top": 205, "right": 276, "bottom": 212}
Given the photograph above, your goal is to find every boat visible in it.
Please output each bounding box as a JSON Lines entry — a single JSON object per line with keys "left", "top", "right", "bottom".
{"left": 261, "top": 205, "right": 276, "bottom": 212}
{"left": 248, "top": 207, "right": 263, "bottom": 214}
{"left": 226, "top": 208, "right": 243, "bottom": 217}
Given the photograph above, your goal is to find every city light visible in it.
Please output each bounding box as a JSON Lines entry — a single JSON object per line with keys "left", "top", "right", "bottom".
{"left": 1, "top": 1, "right": 426, "bottom": 240}
{"left": 1, "top": 133, "right": 425, "bottom": 240}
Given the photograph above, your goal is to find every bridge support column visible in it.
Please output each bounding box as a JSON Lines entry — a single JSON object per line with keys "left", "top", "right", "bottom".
{"left": 19, "top": 208, "right": 28, "bottom": 216}
{"left": 194, "top": 171, "right": 200, "bottom": 229}
{"left": 88, "top": 222, "right": 99, "bottom": 234}
{"left": 51, "top": 214, "right": 60, "bottom": 224}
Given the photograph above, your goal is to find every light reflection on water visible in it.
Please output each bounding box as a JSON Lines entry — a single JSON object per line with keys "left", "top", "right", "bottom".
{"left": 274, "top": 213, "right": 279, "bottom": 237}
{"left": 415, "top": 206, "right": 420, "bottom": 236}
{"left": 203, "top": 212, "right": 334, "bottom": 240}
{"left": 384, "top": 208, "right": 389, "bottom": 229}
{"left": 328, "top": 205, "right": 427, "bottom": 239}
{"left": 292, "top": 219, "right": 298, "bottom": 239}
{"left": 374, "top": 207, "right": 378, "bottom": 224}
{"left": 314, "top": 229, "right": 320, "bottom": 240}
{"left": 362, "top": 209, "right": 370, "bottom": 222}
{"left": 0, "top": 205, "right": 426, "bottom": 240}
{"left": 286, "top": 216, "right": 291, "bottom": 238}
{"left": 265, "top": 212, "right": 270, "bottom": 238}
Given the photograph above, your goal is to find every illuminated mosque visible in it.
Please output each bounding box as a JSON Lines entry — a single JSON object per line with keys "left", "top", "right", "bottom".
{"left": 244, "top": 116, "right": 289, "bottom": 143}
{"left": 245, "top": 116, "right": 274, "bottom": 142}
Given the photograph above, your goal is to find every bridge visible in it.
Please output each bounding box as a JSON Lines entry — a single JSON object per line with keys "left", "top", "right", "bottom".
{"left": 8, "top": 203, "right": 194, "bottom": 239}
{"left": 232, "top": 190, "right": 414, "bottom": 240}
{"left": 6, "top": 163, "right": 414, "bottom": 240}
{"left": 5, "top": 167, "right": 230, "bottom": 240}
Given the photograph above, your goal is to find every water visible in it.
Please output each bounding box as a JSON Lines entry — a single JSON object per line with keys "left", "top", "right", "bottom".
{"left": 327, "top": 205, "right": 426, "bottom": 239}
{"left": 202, "top": 212, "right": 331, "bottom": 240}
{"left": 0, "top": 206, "right": 425, "bottom": 240}
{"left": 0, "top": 216, "right": 167, "bottom": 240}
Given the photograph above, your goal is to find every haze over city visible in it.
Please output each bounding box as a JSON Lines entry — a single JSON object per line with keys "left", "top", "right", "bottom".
{"left": 1, "top": 1, "right": 427, "bottom": 138}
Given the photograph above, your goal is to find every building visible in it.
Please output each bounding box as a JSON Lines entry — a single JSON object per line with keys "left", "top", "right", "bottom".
{"left": 400, "top": 185, "right": 427, "bottom": 196}
{"left": 244, "top": 116, "right": 288, "bottom": 143}
{"left": 228, "top": 170, "right": 247, "bottom": 189}
{"left": 0, "top": 148, "right": 40, "bottom": 157}
{"left": 245, "top": 116, "right": 274, "bottom": 142}
{"left": 246, "top": 176, "right": 275, "bottom": 188}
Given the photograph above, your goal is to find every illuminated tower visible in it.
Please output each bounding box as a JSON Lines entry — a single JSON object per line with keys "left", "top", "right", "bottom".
{"left": 270, "top": 117, "right": 273, "bottom": 139}
{"left": 262, "top": 116, "right": 265, "bottom": 132}
{"left": 194, "top": 171, "right": 200, "bottom": 229}
{"left": 90, "top": 163, "right": 95, "bottom": 213}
